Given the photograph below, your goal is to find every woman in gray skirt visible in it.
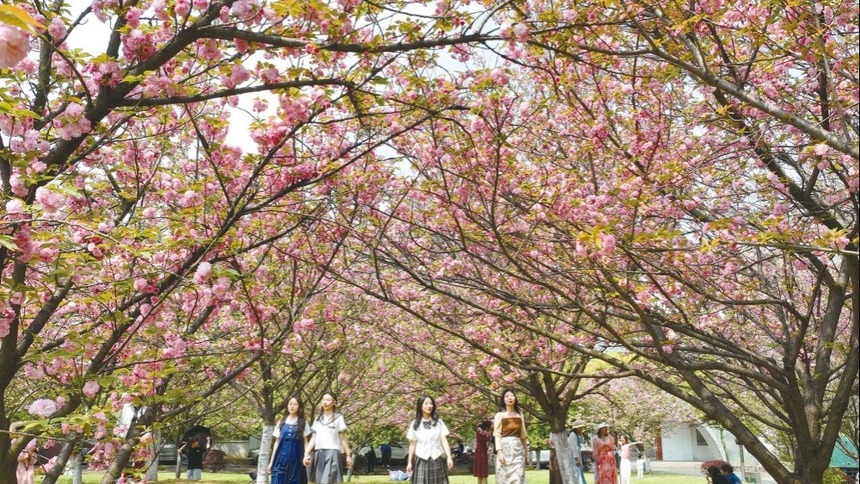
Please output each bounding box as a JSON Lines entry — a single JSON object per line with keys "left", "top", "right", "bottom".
{"left": 303, "top": 394, "right": 353, "bottom": 483}
{"left": 406, "top": 396, "right": 454, "bottom": 484}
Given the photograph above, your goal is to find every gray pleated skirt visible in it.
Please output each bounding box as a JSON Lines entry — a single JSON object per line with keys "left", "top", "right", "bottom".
{"left": 311, "top": 449, "right": 344, "bottom": 484}
{"left": 411, "top": 456, "right": 448, "bottom": 484}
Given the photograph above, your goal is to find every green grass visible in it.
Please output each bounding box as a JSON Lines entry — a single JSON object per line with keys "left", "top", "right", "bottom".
{"left": 57, "top": 469, "right": 698, "bottom": 484}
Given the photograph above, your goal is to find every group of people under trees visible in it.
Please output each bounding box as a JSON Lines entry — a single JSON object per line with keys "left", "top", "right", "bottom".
{"left": 265, "top": 388, "right": 742, "bottom": 484}
{"left": 565, "top": 421, "right": 740, "bottom": 484}
{"left": 583, "top": 423, "right": 643, "bottom": 484}
{"left": 266, "top": 389, "right": 530, "bottom": 484}
{"left": 506, "top": 418, "right": 644, "bottom": 484}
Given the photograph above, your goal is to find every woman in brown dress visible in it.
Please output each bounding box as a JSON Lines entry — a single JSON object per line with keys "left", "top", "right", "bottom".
{"left": 493, "top": 389, "right": 529, "bottom": 484}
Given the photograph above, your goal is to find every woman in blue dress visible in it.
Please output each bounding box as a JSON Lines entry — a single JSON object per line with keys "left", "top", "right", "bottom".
{"left": 269, "top": 395, "right": 310, "bottom": 484}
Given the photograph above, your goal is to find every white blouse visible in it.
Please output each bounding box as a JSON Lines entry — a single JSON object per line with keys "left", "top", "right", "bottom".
{"left": 406, "top": 418, "right": 450, "bottom": 460}
{"left": 311, "top": 413, "right": 347, "bottom": 450}
{"left": 274, "top": 419, "right": 312, "bottom": 439}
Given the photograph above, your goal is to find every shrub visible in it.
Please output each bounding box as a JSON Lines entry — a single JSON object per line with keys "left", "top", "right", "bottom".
{"left": 823, "top": 467, "right": 848, "bottom": 484}
{"left": 204, "top": 449, "right": 227, "bottom": 472}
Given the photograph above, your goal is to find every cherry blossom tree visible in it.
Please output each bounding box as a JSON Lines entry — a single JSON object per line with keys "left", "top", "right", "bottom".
{"left": 574, "top": 374, "right": 698, "bottom": 452}
{"left": 330, "top": 2, "right": 857, "bottom": 482}
{"left": 1, "top": 0, "right": 855, "bottom": 483}
{"left": 498, "top": 2, "right": 858, "bottom": 482}
{"left": 353, "top": 82, "right": 853, "bottom": 483}
{"left": 0, "top": 0, "right": 508, "bottom": 478}
{"left": 329, "top": 199, "right": 616, "bottom": 484}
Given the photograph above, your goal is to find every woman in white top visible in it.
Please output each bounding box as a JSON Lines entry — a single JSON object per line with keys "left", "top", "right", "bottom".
{"left": 617, "top": 435, "right": 642, "bottom": 484}
{"left": 303, "top": 394, "right": 353, "bottom": 484}
{"left": 406, "top": 396, "right": 454, "bottom": 484}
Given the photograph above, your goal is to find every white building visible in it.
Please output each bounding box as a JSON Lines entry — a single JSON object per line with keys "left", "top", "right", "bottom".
{"left": 659, "top": 423, "right": 775, "bottom": 483}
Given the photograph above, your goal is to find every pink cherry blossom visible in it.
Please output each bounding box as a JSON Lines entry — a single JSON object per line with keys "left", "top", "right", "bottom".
{"left": 35, "top": 187, "right": 64, "bottom": 213}
{"left": 56, "top": 103, "right": 92, "bottom": 140}
{"left": 133, "top": 278, "right": 148, "bottom": 291}
{"left": 47, "top": 17, "right": 67, "bottom": 39}
{"left": 513, "top": 23, "right": 529, "bottom": 41}
{"left": 42, "top": 456, "right": 58, "bottom": 473}
{"left": 0, "top": 25, "right": 29, "bottom": 68}
{"left": 113, "top": 424, "right": 128, "bottom": 437}
{"left": 23, "top": 365, "right": 45, "bottom": 379}
{"left": 833, "top": 236, "right": 849, "bottom": 251}
{"left": 212, "top": 276, "right": 231, "bottom": 298}
{"left": 194, "top": 261, "right": 212, "bottom": 283}
{"left": 5, "top": 199, "right": 25, "bottom": 214}
{"left": 599, "top": 233, "right": 617, "bottom": 256}
{"left": 0, "top": 317, "right": 10, "bottom": 339}
{"left": 82, "top": 380, "right": 100, "bottom": 398}
{"left": 125, "top": 8, "right": 142, "bottom": 28}
{"left": 294, "top": 318, "right": 317, "bottom": 332}
{"left": 28, "top": 398, "right": 58, "bottom": 417}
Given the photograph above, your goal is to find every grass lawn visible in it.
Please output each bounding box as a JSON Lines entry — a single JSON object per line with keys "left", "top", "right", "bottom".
{"left": 56, "top": 470, "right": 700, "bottom": 484}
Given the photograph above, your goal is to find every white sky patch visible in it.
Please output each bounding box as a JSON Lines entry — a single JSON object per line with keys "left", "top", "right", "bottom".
{"left": 58, "top": 0, "right": 505, "bottom": 161}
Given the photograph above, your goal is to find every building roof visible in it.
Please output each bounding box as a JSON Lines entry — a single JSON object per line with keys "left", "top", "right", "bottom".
{"left": 831, "top": 437, "right": 859, "bottom": 469}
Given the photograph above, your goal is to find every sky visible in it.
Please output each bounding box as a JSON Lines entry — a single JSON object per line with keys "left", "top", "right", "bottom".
{"left": 58, "top": 0, "right": 499, "bottom": 166}
{"left": 63, "top": 0, "right": 258, "bottom": 150}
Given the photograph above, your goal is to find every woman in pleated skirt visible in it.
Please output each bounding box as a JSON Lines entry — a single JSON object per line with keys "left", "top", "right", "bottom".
{"left": 303, "top": 394, "right": 353, "bottom": 483}
{"left": 406, "top": 396, "right": 454, "bottom": 484}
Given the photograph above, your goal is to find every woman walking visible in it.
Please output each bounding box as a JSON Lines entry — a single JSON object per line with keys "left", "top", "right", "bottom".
{"left": 472, "top": 420, "right": 491, "bottom": 484}
{"left": 270, "top": 395, "right": 310, "bottom": 484}
{"left": 406, "top": 396, "right": 454, "bottom": 484}
{"left": 592, "top": 423, "right": 617, "bottom": 484}
{"left": 567, "top": 420, "right": 588, "bottom": 484}
{"left": 303, "top": 393, "right": 353, "bottom": 484}
{"left": 493, "top": 389, "right": 529, "bottom": 484}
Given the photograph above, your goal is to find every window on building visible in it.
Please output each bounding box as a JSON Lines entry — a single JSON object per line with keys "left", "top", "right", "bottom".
{"left": 695, "top": 429, "right": 708, "bottom": 446}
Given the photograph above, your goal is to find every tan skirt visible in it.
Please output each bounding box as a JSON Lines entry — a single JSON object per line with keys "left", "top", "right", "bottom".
{"left": 496, "top": 437, "right": 526, "bottom": 484}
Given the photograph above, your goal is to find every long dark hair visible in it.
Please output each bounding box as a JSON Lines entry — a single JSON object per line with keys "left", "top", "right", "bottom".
{"left": 412, "top": 396, "right": 439, "bottom": 430}
{"left": 498, "top": 388, "right": 521, "bottom": 413}
{"left": 279, "top": 395, "right": 306, "bottom": 435}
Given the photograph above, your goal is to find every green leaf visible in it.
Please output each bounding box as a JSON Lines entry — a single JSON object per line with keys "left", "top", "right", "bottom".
{"left": 0, "top": 234, "right": 18, "bottom": 250}
{"left": 98, "top": 375, "right": 118, "bottom": 387}
{"left": 0, "top": 5, "right": 43, "bottom": 32}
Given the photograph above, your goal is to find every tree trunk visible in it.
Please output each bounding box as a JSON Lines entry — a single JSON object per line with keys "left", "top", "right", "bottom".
{"left": 145, "top": 430, "right": 160, "bottom": 481}
{"left": 100, "top": 441, "right": 138, "bottom": 484}
{"left": 0, "top": 382, "right": 21, "bottom": 484}
{"left": 790, "top": 445, "right": 830, "bottom": 484}
{"left": 71, "top": 452, "right": 84, "bottom": 484}
{"left": 0, "top": 423, "right": 11, "bottom": 484}
{"left": 42, "top": 437, "right": 79, "bottom": 484}
{"left": 550, "top": 431, "right": 573, "bottom": 484}
{"left": 0, "top": 457, "right": 15, "bottom": 484}
{"left": 256, "top": 424, "right": 275, "bottom": 484}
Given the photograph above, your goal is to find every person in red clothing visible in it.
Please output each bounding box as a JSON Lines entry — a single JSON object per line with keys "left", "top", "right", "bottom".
{"left": 472, "top": 420, "right": 492, "bottom": 484}
{"left": 592, "top": 423, "right": 617, "bottom": 484}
